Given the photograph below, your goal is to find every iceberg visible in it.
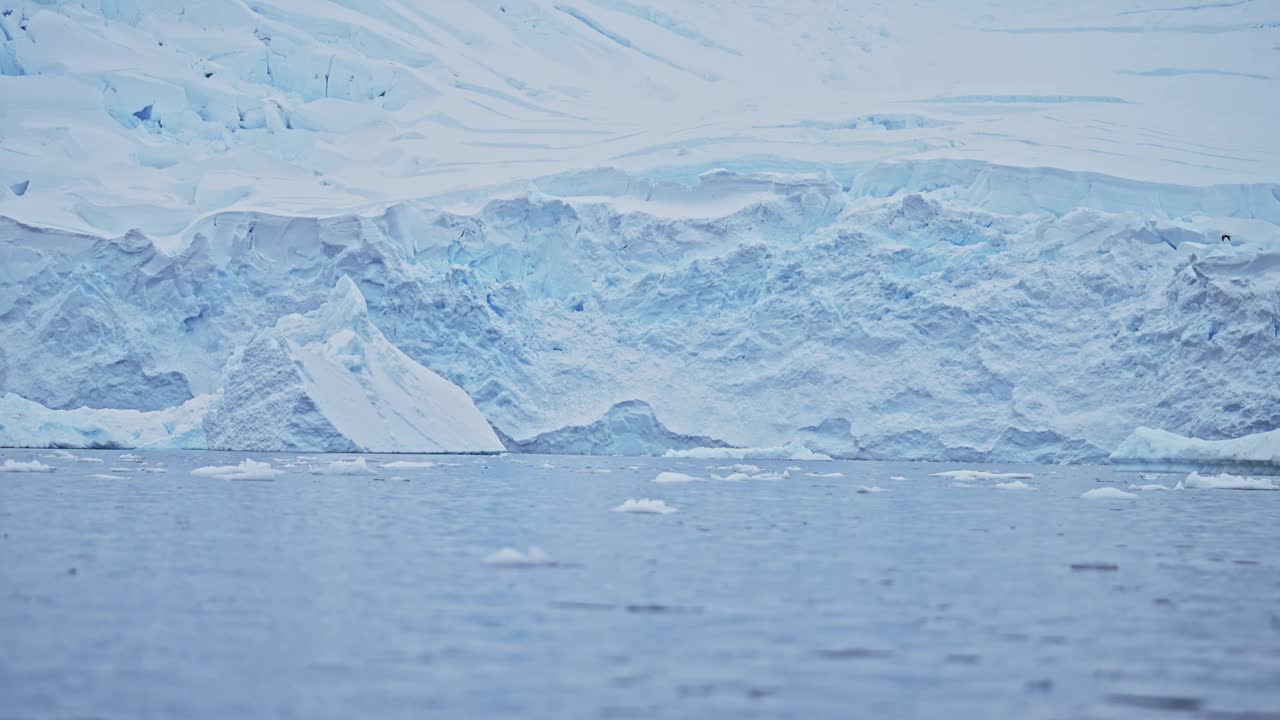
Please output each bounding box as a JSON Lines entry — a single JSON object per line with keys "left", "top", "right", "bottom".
{"left": 1183, "top": 472, "right": 1278, "bottom": 491}
{"left": 190, "top": 459, "right": 283, "bottom": 482}
{"left": 1111, "top": 427, "right": 1280, "bottom": 471}
{"left": 610, "top": 498, "right": 678, "bottom": 515}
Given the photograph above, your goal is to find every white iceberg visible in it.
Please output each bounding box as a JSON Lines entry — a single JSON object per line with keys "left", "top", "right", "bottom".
{"left": 1111, "top": 427, "right": 1280, "bottom": 470}
{"left": 0, "top": 459, "right": 55, "bottom": 473}
{"left": 1081, "top": 487, "right": 1138, "bottom": 500}
{"left": 484, "top": 547, "right": 555, "bottom": 568}
{"left": 654, "top": 471, "right": 700, "bottom": 484}
{"left": 1127, "top": 483, "right": 1171, "bottom": 491}
{"left": 856, "top": 485, "right": 887, "bottom": 494}
{"left": 994, "top": 480, "right": 1036, "bottom": 491}
{"left": 611, "top": 498, "right": 677, "bottom": 515}
{"left": 191, "top": 459, "right": 283, "bottom": 482}
{"left": 932, "top": 470, "right": 1035, "bottom": 481}
{"left": 1183, "top": 472, "right": 1278, "bottom": 491}
{"left": 312, "top": 458, "right": 374, "bottom": 476}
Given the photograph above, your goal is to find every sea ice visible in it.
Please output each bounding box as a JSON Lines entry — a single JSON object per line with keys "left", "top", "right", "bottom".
{"left": 381, "top": 461, "right": 438, "bottom": 469}
{"left": 484, "top": 547, "right": 555, "bottom": 568}
{"left": 0, "top": 459, "right": 55, "bottom": 473}
{"left": 654, "top": 471, "right": 700, "bottom": 484}
{"left": 1183, "top": 472, "right": 1278, "bottom": 491}
{"left": 312, "top": 458, "right": 374, "bottom": 476}
{"left": 1081, "top": 488, "right": 1138, "bottom": 500}
{"left": 611, "top": 499, "right": 678, "bottom": 515}
{"left": 994, "top": 481, "right": 1036, "bottom": 491}
{"left": 191, "top": 459, "right": 284, "bottom": 482}
{"left": 932, "top": 470, "right": 1035, "bottom": 481}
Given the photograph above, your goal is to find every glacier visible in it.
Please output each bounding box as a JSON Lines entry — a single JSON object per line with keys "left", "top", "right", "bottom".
{"left": 1, "top": 1, "right": 1278, "bottom": 459}
{"left": 1111, "top": 427, "right": 1280, "bottom": 472}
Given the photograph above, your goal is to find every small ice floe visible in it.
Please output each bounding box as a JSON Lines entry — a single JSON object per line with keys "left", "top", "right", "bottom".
{"left": 1183, "top": 472, "right": 1278, "bottom": 491}
{"left": 138, "top": 467, "right": 167, "bottom": 474}
{"left": 654, "top": 471, "right": 700, "bottom": 484}
{"left": 484, "top": 546, "right": 555, "bottom": 567}
{"left": 381, "top": 460, "right": 438, "bottom": 469}
{"left": 192, "top": 459, "right": 284, "bottom": 481}
{"left": 109, "top": 467, "right": 136, "bottom": 473}
{"left": 541, "top": 461, "right": 554, "bottom": 470}
{"left": 751, "top": 469, "right": 792, "bottom": 481}
{"left": 90, "top": 474, "right": 128, "bottom": 480}
{"left": 994, "top": 480, "right": 1036, "bottom": 491}
{"left": 78, "top": 456, "right": 104, "bottom": 463}
{"left": 1139, "top": 473, "right": 1167, "bottom": 482}
{"left": 932, "top": 470, "right": 1035, "bottom": 482}
{"left": 1128, "top": 483, "right": 1171, "bottom": 492}
{"left": 711, "top": 472, "right": 751, "bottom": 482}
{"left": 951, "top": 482, "right": 982, "bottom": 488}
{"left": 389, "top": 476, "right": 407, "bottom": 482}
{"left": 856, "top": 485, "right": 887, "bottom": 494}
{"left": 312, "top": 458, "right": 374, "bottom": 476}
{"left": 806, "top": 471, "right": 846, "bottom": 478}
{"left": 117, "top": 453, "right": 144, "bottom": 462}
{"left": 611, "top": 498, "right": 677, "bottom": 514}
{"left": 0, "top": 459, "right": 55, "bottom": 473}
{"left": 45, "top": 449, "right": 79, "bottom": 461}
{"left": 889, "top": 475, "right": 907, "bottom": 481}
{"left": 717, "top": 464, "right": 763, "bottom": 473}
{"left": 1081, "top": 487, "right": 1138, "bottom": 500}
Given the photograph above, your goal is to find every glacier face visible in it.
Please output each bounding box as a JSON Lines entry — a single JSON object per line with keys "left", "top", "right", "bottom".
{"left": 2, "top": 164, "right": 1277, "bottom": 459}
{"left": 1, "top": 1, "right": 1279, "bottom": 458}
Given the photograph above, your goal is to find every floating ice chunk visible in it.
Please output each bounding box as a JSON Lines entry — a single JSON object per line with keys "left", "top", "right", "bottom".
{"left": 0, "top": 459, "right": 55, "bottom": 473}
{"left": 109, "top": 467, "right": 136, "bottom": 473}
{"left": 889, "top": 475, "right": 907, "bottom": 481}
{"left": 1183, "top": 472, "right": 1278, "bottom": 491}
{"left": 484, "top": 546, "right": 554, "bottom": 567}
{"left": 542, "top": 461, "right": 555, "bottom": 469}
{"left": 118, "top": 453, "right": 143, "bottom": 462}
{"left": 90, "top": 474, "right": 128, "bottom": 480}
{"left": 806, "top": 471, "right": 846, "bottom": 478}
{"left": 951, "top": 482, "right": 981, "bottom": 488}
{"left": 751, "top": 470, "right": 792, "bottom": 481}
{"left": 717, "top": 464, "right": 763, "bottom": 473}
{"left": 1175, "top": 481, "right": 1186, "bottom": 491}
{"left": 46, "top": 449, "right": 79, "bottom": 461}
{"left": 77, "top": 457, "right": 104, "bottom": 463}
{"left": 1139, "top": 473, "right": 1167, "bottom": 482}
{"left": 312, "top": 458, "right": 374, "bottom": 476}
{"left": 654, "top": 471, "right": 700, "bottom": 484}
{"left": 711, "top": 472, "right": 751, "bottom": 482}
{"left": 1128, "top": 483, "right": 1171, "bottom": 491}
{"left": 139, "top": 467, "right": 167, "bottom": 473}
{"left": 1112, "top": 427, "right": 1280, "bottom": 468}
{"left": 1081, "top": 488, "right": 1138, "bottom": 500}
{"left": 666, "top": 444, "right": 830, "bottom": 461}
{"left": 192, "top": 459, "right": 284, "bottom": 481}
{"left": 857, "top": 485, "right": 887, "bottom": 494}
{"left": 381, "top": 460, "right": 438, "bottom": 469}
{"left": 611, "top": 498, "right": 677, "bottom": 514}
{"left": 994, "top": 480, "right": 1036, "bottom": 491}
{"left": 932, "top": 470, "right": 1035, "bottom": 481}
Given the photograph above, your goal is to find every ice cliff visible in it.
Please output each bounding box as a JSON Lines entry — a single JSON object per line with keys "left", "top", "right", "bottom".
{"left": 1, "top": 2, "right": 1278, "bottom": 458}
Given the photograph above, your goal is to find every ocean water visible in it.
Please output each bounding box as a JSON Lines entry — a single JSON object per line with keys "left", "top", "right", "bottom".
{"left": 1, "top": 449, "right": 1277, "bottom": 719}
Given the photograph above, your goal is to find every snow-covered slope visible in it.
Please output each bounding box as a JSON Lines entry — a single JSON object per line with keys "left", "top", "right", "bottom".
{"left": 1, "top": 1, "right": 1278, "bottom": 458}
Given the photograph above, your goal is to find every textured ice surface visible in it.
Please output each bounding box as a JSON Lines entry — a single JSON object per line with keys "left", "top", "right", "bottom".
{"left": 204, "top": 277, "right": 503, "bottom": 454}
{"left": 1, "top": 1, "right": 1279, "bottom": 457}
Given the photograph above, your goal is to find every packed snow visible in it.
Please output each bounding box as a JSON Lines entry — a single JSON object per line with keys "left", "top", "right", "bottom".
{"left": 1183, "top": 472, "right": 1279, "bottom": 491}
{"left": 190, "top": 459, "right": 283, "bottom": 482}
{"left": 611, "top": 499, "right": 678, "bottom": 515}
